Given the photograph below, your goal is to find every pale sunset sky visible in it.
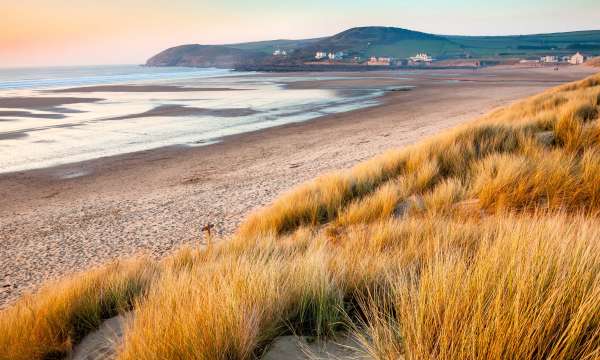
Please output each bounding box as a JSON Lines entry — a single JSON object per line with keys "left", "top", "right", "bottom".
{"left": 1, "top": 0, "right": 599, "bottom": 68}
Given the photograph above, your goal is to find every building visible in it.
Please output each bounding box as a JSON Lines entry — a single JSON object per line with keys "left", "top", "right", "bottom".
{"left": 315, "top": 51, "right": 345, "bottom": 61}
{"left": 561, "top": 56, "right": 571, "bottom": 63}
{"left": 409, "top": 53, "right": 433, "bottom": 63}
{"left": 273, "top": 49, "right": 287, "bottom": 56}
{"left": 569, "top": 52, "right": 585, "bottom": 65}
{"left": 540, "top": 55, "right": 558, "bottom": 63}
{"left": 315, "top": 51, "right": 327, "bottom": 60}
{"left": 367, "top": 57, "right": 391, "bottom": 66}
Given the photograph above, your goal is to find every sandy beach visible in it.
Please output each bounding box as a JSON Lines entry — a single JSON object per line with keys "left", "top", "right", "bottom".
{"left": 0, "top": 65, "right": 597, "bottom": 307}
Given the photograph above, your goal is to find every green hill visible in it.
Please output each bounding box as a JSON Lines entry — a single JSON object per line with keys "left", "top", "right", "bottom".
{"left": 146, "top": 26, "right": 600, "bottom": 67}
{"left": 296, "top": 26, "right": 464, "bottom": 59}
{"left": 145, "top": 45, "right": 268, "bottom": 67}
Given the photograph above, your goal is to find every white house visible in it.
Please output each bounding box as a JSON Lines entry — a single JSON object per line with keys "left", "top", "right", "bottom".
{"left": 273, "top": 49, "right": 287, "bottom": 56}
{"left": 315, "top": 51, "right": 344, "bottom": 61}
{"left": 409, "top": 53, "right": 433, "bottom": 63}
{"left": 569, "top": 52, "right": 585, "bottom": 65}
{"left": 315, "top": 51, "right": 327, "bottom": 60}
{"left": 367, "top": 57, "right": 392, "bottom": 66}
{"left": 540, "top": 55, "right": 558, "bottom": 63}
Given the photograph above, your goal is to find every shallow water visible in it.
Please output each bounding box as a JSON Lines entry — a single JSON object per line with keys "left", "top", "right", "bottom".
{"left": 0, "top": 65, "right": 386, "bottom": 173}
{"left": 0, "top": 65, "right": 237, "bottom": 91}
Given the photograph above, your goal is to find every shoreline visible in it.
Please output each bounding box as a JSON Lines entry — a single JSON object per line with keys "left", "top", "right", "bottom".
{"left": 0, "top": 66, "right": 597, "bottom": 307}
{"left": 0, "top": 72, "right": 385, "bottom": 174}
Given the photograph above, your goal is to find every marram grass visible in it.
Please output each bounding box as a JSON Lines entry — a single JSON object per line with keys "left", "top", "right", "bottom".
{"left": 1, "top": 73, "right": 600, "bottom": 360}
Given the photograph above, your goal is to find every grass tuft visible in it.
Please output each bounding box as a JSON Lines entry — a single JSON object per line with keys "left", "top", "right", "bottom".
{"left": 0, "top": 258, "right": 156, "bottom": 360}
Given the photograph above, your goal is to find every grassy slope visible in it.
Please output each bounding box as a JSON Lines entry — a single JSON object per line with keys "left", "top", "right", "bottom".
{"left": 365, "top": 39, "right": 464, "bottom": 58}
{"left": 231, "top": 29, "right": 600, "bottom": 58}
{"left": 226, "top": 38, "right": 325, "bottom": 53}
{"left": 337, "top": 35, "right": 600, "bottom": 59}
{"left": 299, "top": 27, "right": 462, "bottom": 59}
{"left": 446, "top": 30, "right": 600, "bottom": 57}
{"left": 1, "top": 73, "right": 600, "bottom": 359}
{"left": 316, "top": 28, "right": 600, "bottom": 59}
{"left": 249, "top": 29, "right": 600, "bottom": 58}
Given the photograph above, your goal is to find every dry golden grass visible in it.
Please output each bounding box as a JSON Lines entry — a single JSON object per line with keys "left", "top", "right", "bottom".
{"left": 358, "top": 216, "right": 600, "bottom": 360}
{"left": 119, "top": 241, "right": 346, "bottom": 360}
{"left": 0, "top": 258, "right": 157, "bottom": 360}
{"left": 1, "top": 72, "right": 600, "bottom": 359}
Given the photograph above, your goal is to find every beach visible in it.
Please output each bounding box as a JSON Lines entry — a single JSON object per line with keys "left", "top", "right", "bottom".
{"left": 0, "top": 65, "right": 596, "bottom": 307}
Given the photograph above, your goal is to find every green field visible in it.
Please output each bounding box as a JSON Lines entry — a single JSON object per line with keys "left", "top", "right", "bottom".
{"left": 446, "top": 30, "right": 600, "bottom": 58}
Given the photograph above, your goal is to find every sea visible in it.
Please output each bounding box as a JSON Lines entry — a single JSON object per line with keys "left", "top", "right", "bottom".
{"left": 0, "top": 65, "right": 384, "bottom": 174}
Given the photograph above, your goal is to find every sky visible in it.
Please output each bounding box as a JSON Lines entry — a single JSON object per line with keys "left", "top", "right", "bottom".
{"left": 1, "top": 0, "right": 599, "bottom": 68}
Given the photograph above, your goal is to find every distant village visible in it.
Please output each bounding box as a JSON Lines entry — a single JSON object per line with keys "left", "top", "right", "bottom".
{"left": 270, "top": 47, "right": 594, "bottom": 68}
{"left": 521, "top": 52, "right": 588, "bottom": 65}
{"left": 305, "top": 50, "right": 435, "bottom": 67}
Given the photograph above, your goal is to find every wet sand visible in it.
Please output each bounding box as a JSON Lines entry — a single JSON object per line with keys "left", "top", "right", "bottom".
{"left": 48, "top": 84, "right": 247, "bottom": 93}
{"left": 0, "top": 97, "right": 103, "bottom": 111}
{"left": 0, "top": 66, "right": 597, "bottom": 307}
{"left": 107, "top": 104, "right": 260, "bottom": 120}
{"left": 0, "top": 132, "right": 29, "bottom": 140}
{"left": 0, "top": 110, "right": 66, "bottom": 119}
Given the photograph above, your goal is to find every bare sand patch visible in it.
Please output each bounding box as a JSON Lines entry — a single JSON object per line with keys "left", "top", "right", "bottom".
{"left": 69, "top": 315, "right": 127, "bottom": 360}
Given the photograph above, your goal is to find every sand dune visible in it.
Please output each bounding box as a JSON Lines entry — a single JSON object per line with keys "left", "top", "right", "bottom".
{"left": 0, "top": 65, "right": 596, "bottom": 307}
